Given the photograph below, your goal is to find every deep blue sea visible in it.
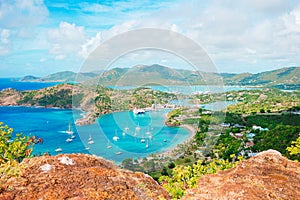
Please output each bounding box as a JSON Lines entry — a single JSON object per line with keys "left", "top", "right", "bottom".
{"left": 0, "top": 78, "right": 60, "bottom": 91}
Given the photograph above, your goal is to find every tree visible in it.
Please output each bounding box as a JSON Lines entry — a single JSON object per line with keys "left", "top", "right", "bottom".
{"left": 0, "top": 122, "right": 36, "bottom": 177}
{"left": 287, "top": 135, "right": 300, "bottom": 161}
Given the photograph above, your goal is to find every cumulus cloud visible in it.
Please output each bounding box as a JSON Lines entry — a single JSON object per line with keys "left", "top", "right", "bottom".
{"left": 47, "top": 22, "right": 87, "bottom": 59}
{"left": 79, "top": 32, "right": 102, "bottom": 59}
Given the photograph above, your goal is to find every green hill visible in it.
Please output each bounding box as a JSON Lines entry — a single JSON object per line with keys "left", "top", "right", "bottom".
{"left": 21, "top": 65, "right": 300, "bottom": 87}
{"left": 40, "top": 71, "right": 99, "bottom": 82}
{"left": 222, "top": 67, "right": 300, "bottom": 87}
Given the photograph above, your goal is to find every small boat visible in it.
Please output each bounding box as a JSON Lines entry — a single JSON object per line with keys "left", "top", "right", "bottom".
{"left": 66, "top": 123, "right": 74, "bottom": 134}
{"left": 133, "top": 108, "right": 145, "bottom": 115}
{"left": 115, "top": 151, "right": 122, "bottom": 155}
{"left": 85, "top": 147, "right": 90, "bottom": 150}
{"left": 149, "top": 135, "right": 152, "bottom": 140}
{"left": 88, "top": 140, "right": 95, "bottom": 144}
{"left": 66, "top": 138, "right": 73, "bottom": 143}
{"left": 163, "top": 139, "right": 167, "bottom": 142}
{"left": 140, "top": 138, "right": 146, "bottom": 143}
{"left": 113, "top": 136, "right": 119, "bottom": 141}
{"left": 122, "top": 132, "right": 126, "bottom": 136}
{"left": 55, "top": 147, "right": 62, "bottom": 152}
{"left": 70, "top": 134, "right": 76, "bottom": 139}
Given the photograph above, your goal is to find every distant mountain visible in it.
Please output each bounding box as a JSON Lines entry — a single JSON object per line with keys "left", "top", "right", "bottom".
{"left": 222, "top": 67, "right": 300, "bottom": 86}
{"left": 95, "top": 64, "right": 223, "bottom": 86}
{"left": 20, "top": 65, "right": 300, "bottom": 87}
{"left": 95, "top": 64, "right": 299, "bottom": 87}
{"left": 19, "top": 75, "right": 40, "bottom": 82}
{"left": 41, "top": 71, "right": 100, "bottom": 82}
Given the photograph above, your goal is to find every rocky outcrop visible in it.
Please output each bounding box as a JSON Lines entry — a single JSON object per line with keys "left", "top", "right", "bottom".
{"left": 0, "top": 154, "right": 170, "bottom": 200}
{"left": 183, "top": 150, "right": 300, "bottom": 200}
{"left": 0, "top": 88, "right": 20, "bottom": 106}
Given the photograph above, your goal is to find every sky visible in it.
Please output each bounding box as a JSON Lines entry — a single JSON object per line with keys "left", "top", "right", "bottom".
{"left": 0, "top": 0, "right": 300, "bottom": 77}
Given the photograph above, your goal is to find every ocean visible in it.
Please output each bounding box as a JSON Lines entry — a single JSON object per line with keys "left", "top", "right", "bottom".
{"left": 0, "top": 106, "right": 190, "bottom": 163}
{"left": 0, "top": 78, "right": 60, "bottom": 91}
{"left": 0, "top": 78, "right": 240, "bottom": 163}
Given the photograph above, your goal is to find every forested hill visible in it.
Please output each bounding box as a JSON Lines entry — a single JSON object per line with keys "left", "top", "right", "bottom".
{"left": 20, "top": 65, "right": 300, "bottom": 87}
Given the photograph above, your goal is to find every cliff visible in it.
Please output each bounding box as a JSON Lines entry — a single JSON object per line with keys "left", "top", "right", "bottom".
{"left": 0, "top": 154, "right": 170, "bottom": 200}
{"left": 182, "top": 150, "right": 300, "bottom": 200}
{"left": 1, "top": 150, "right": 300, "bottom": 199}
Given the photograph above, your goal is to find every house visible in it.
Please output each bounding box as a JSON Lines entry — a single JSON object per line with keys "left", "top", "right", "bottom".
{"left": 245, "top": 141, "right": 254, "bottom": 148}
{"left": 252, "top": 125, "right": 269, "bottom": 131}
{"left": 221, "top": 122, "right": 230, "bottom": 127}
{"left": 234, "top": 124, "right": 245, "bottom": 128}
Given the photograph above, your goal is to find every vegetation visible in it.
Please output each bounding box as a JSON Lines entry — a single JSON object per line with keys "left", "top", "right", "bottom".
{"left": 287, "top": 135, "right": 300, "bottom": 161}
{"left": 0, "top": 122, "right": 36, "bottom": 178}
{"left": 30, "top": 65, "right": 300, "bottom": 87}
{"left": 226, "top": 89, "right": 300, "bottom": 114}
{"left": 158, "top": 157, "right": 242, "bottom": 198}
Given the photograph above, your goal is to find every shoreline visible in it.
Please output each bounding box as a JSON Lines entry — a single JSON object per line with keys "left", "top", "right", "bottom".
{"left": 155, "top": 124, "right": 196, "bottom": 158}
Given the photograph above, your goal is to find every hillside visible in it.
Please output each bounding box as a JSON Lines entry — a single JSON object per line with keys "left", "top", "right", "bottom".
{"left": 223, "top": 67, "right": 300, "bottom": 86}
{"left": 21, "top": 65, "right": 299, "bottom": 87}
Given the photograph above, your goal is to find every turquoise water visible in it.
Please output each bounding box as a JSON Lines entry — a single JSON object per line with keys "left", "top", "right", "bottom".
{"left": 0, "top": 106, "right": 190, "bottom": 163}
{"left": 108, "top": 85, "right": 255, "bottom": 94}
{"left": 0, "top": 80, "right": 241, "bottom": 163}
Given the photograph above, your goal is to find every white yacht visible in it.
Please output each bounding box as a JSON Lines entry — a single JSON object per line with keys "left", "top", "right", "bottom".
{"left": 66, "top": 123, "right": 74, "bottom": 134}
{"left": 66, "top": 138, "right": 73, "bottom": 143}
{"left": 55, "top": 147, "right": 62, "bottom": 152}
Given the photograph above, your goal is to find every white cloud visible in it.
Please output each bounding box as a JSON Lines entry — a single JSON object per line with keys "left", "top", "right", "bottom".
{"left": 47, "top": 22, "right": 87, "bottom": 59}
{"left": 79, "top": 3, "right": 111, "bottom": 13}
{"left": 0, "top": 0, "right": 48, "bottom": 28}
{"left": 0, "top": 29, "right": 10, "bottom": 55}
{"left": 79, "top": 32, "right": 102, "bottom": 58}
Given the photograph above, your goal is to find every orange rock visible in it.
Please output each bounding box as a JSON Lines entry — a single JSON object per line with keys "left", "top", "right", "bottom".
{"left": 0, "top": 154, "right": 170, "bottom": 200}
{"left": 183, "top": 150, "right": 300, "bottom": 200}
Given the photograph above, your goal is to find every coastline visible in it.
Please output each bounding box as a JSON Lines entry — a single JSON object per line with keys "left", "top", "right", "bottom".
{"left": 156, "top": 124, "right": 196, "bottom": 158}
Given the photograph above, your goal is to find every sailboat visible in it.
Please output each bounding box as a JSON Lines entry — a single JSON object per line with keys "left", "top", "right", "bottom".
{"left": 113, "top": 130, "right": 120, "bottom": 141}
{"left": 146, "top": 127, "right": 151, "bottom": 135}
{"left": 146, "top": 139, "right": 149, "bottom": 148}
{"left": 66, "top": 123, "right": 74, "bottom": 134}
{"left": 124, "top": 124, "right": 129, "bottom": 131}
{"left": 106, "top": 139, "right": 112, "bottom": 149}
{"left": 88, "top": 134, "right": 95, "bottom": 144}
{"left": 135, "top": 123, "right": 141, "bottom": 131}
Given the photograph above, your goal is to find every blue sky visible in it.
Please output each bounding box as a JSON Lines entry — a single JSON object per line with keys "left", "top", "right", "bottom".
{"left": 0, "top": 0, "right": 300, "bottom": 77}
